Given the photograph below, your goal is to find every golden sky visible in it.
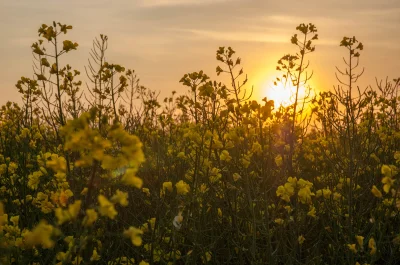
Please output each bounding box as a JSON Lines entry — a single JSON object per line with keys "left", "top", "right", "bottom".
{"left": 0, "top": 0, "right": 399, "bottom": 106}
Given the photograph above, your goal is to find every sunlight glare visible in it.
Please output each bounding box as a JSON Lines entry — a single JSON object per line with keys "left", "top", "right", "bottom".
{"left": 262, "top": 80, "right": 308, "bottom": 108}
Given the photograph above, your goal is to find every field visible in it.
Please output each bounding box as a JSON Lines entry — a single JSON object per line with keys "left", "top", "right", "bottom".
{"left": 0, "top": 22, "right": 400, "bottom": 265}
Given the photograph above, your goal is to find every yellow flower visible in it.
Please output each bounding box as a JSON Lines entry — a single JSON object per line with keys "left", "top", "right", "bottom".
{"left": 98, "top": 195, "right": 118, "bottom": 219}
{"left": 83, "top": 209, "right": 98, "bottom": 227}
{"left": 111, "top": 190, "right": 129, "bottom": 207}
{"left": 162, "top": 181, "right": 173, "bottom": 192}
{"left": 371, "top": 185, "right": 382, "bottom": 198}
{"left": 139, "top": 261, "right": 149, "bottom": 265}
{"left": 275, "top": 155, "right": 283, "bottom": 167}
{"left": 307, "top": 206, "right": 316, "bottom": 218}
{"left": 81, "top": 187, "right": 88, "bottom": 195}
{"left": 10, "top": 215, "right": 19, "bottom": 226}
{"left": 0, "top": 202, "right": 7, "bottom": 229}
{"left": 233, "top": 173, "right": 241, "bottom": 182}
{"left": 381, "top": 164, "right": 395, "bottom": 177}
{"left": 382, "top": 177, "right": 394, "bottom": 193}
{"left": 124, "top": 226, "right": 143, "bottom": 246}
{"left": 121, "top": 168, "right": 143, "bottom": 188}
{"left": 220, "top": 150, "right": 232, "bottom": 162}
{"left": 347, "top": 244, "right": 357, "bottom": 253}
{"left": 28, "top": 171, "right": 43, "bottom": 190}
{"left": 24, "top": 221, "right": 56, "bottom": 249}
{"left": 356, "top": 235, "right": 364, "bottom": 248}
{"left": 90, "top": 248, "right": 101, "bottom": 261}
{"left": 176, "top": 180, "right": 190, "bottom": 195}
{"left": 68, "top": 200, "right": 81, "bottom": 219}
{"left": 298, "top": 235, "right": 305, "bottom": 245}
{"left": 368, "top": 237, "right": 376, "bottom": 255}
{"left": 298, "top": 186, "right": 314, "bottom": 204}
{"left": 274, "top": 218, "right": 284, "bottom": 225}
{"left": 142, "top": 188, "right": 150, "bottom": 196}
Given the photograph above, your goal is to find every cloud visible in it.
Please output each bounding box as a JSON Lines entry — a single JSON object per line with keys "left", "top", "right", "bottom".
{"left": 169, "top": 28, "right": 289, "bottom": 44}
{"left": 138, "top": 0, "right": 231, "bottom": 7}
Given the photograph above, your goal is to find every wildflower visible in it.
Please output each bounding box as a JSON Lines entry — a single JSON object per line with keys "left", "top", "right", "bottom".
{"left": 28, "top": 171, "right": 43, "bottom": 190}
{"left": 356, "top": 235, "right": 364, "bottom": 248}
{"left": 298, "top": 186, "right": 314, "bottom": 204}
{"left": 98, "top": 195, "right": 117, "bottom": 219}
{"left": 83, "top": 209, "right": 98, "bottom": 227}
{"left": 220, "top": 150, "right": 232, "bottom": 162}
{"left": 251, "top": 142, "right": 262, "bottom": 154}
{"left": 307, "top": 206, "right": 316, "bottom": 218}
{"left": 124, "top": 226, "right": 143, "bottom": 246}
{"left": 347, "top": 244, "right": 357, "bottom": 253}
{"left": 382, "top": 177, "right": 395, "bottom": 193}
{"left": 0, "top": 202, "right": 8, "bottom": 229}
{"left": 316, "top": 188, "right": 332, "bottom": 199}
{"left": 162, "top": 181, "right": 173, "bottom": 192}
{"left": 68, "top": 200, "right": 81, "bottom": 219}
{"left": 24, "top": 221, "right": 56, "bottom": 249}
{"left": 142, "top": 188, "right": 150, "bottom": 196}
{"left": 274, "top": 218, "right": 284, "bottom": 225}
{"left": 298, "top": 235, "right": 305, "bottom": 245}
{"left": 111, "top": 190, "right": 129, "bottom": 206}
{"left": 233, "top": 173, "right": 241, "bottom": 182}
{"left": 381, "top": 164, "right": 396, "bottom": 177}
{"left": 275, "top": 155, "right": 283, "bottom": 167}
{"left": 176, "top": 180, "right": 190, "bottom": 195}
{"left": 368, "top": 237, "right": 376, "bottom": 255}
{"left": 10, "top": 215, "right": 19, "bottom": 226}
{"left": 121, "top": 168, "right": 143, "bottom": 189}
{"left": 90, "top": 248, "right": 101, "bottom": 261}
{"left": 139, "top": 261, "right": 149, "bottom": 265}
{"left": 202, "top": 251, "right": 212, "bottom": 263}
{"left": 371, "top": 185, "right": 382, "bottom": 198}
{"left": 81, "top": 187, "right": 88, "bottom": 195}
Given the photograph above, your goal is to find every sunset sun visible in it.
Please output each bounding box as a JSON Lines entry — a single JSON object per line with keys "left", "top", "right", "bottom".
{"left": 262, "top": 80, "right": 308, "bottom": 107}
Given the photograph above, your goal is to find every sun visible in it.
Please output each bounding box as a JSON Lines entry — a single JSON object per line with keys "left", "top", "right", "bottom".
{"left": 263, "top": 80, "right": 305, "bottom": 107}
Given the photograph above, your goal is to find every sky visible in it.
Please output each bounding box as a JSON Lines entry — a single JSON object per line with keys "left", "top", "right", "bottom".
{"left": 0, "top": 0, "right": 399, "bottom": 106}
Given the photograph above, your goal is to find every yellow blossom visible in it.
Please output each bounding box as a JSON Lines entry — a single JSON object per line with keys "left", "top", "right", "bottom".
{"left": 371, "top": 185, "right": 382, "bottom": 198}
{"left": 111, "top": 190, "right": 129, "bottom": 206}
{"left": 124, "top": 226, "right": 143, "bottom": 246}
{"left": 176, "top": 180, "right": 190, "bottom": 195}
{"left": 10, "top": 215, "right": 19, "bottom": 226}
{"left": 356, "top": 235, "right": 364, "bottom": 248}
{"left": 28, "top": 171, "right": 43, "bottom": 190}
{"left": 233, "top": 173, "right": 241, "bottom": 182}
{"left": 368, "top": 237, "right": 376, "bottom": 255}
{"left": 347, "top": 244, "right": 357, "bottom": 253}
{"left": 91, "top": 248, "right": 101, "bottom": 261}
{"left": 382, "top": 177, "right": 394, "bottom": 193}
{"left": 298, "top": 186, "right": 314, "bottom": 204}
{"left": 98, "top": 195, "right": 117, "bottom": 219}
{"left": 274, "top": 218, "right": 284, "bottom": 225}
{"left": 275, "top": 155, "right": 283, "bottom": 167}
{"left": 220, "top": 150, "right": 232, "bottom": 162}
{"left": 162, "top": 181, "right": 173, "bottom": 192}
{"left": 121, "top": 168, "right": 143, "bottom": 188}
{"left": 83, "top": 209, "right": 98, "bottom": 227}
{"left": 24, "top": 221, "right": 56, "bottom": 249}
{"left": 142, "top": 188, "right": 150, "bottom": 196}
{"left": 307, "top": 206, "right": 316, "bottom": 218}
{"left": 298, "top": 235, "right": 305, "bottom": 245}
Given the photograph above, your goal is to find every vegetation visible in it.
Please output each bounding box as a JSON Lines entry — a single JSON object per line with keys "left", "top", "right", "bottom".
{"left": 0, "top": 21, "right": 399, "bottom": 264}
